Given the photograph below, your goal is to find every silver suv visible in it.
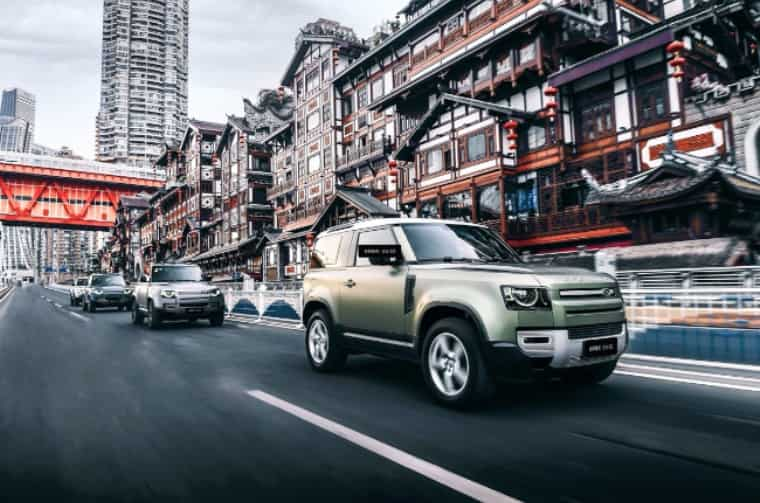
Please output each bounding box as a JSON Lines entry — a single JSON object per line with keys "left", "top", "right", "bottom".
{"left": 131, "top": 264, "right": 225, "bottom": 329}
{"left": 303, "top": 219, "right": 627, "bottom": 407}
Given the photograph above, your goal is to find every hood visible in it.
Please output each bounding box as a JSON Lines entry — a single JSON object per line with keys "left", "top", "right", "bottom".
{"left": 410, "top": 263, "right": 616, "bottom": 289}
{"left": 93, "top": 285, "right": 128, "bottom": 293}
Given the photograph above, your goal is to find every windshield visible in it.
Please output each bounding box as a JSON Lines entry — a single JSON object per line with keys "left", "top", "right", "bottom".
{"left": 91, "top": 275, "right": 126, "bottom": 287}
{"left": 152, "top": 266, "right": 203, "bottom": 282}
{"left": 402, "top": 223, "right": 522, "bottom": 264}
{"left": 76, "top": 279, "right": 88, "bottom": 286}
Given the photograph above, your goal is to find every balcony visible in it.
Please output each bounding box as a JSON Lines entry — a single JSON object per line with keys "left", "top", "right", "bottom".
{"left": 267, "top": 180, "right": 296, "bottom": 198}
{"left": 507, "top": 206, "right": 615, "bottom": 238}
{"left": 336, "top": 138, "right": 394, "bottom": 173}
{"left": 285, "top": 205, "right": 324, "bottom": 226}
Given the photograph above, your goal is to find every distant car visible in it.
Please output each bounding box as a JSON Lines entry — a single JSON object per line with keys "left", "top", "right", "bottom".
{"left": 69, "top": 277, "right": 89, "bottom": 306}
{"left": 82, "top": 274, "right": 133, "bottom": 312}
{"left": 132, "top": 264, "right": 225, "bottom": 329}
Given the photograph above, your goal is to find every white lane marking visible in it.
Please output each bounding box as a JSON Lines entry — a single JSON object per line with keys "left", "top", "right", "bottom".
{"left": 622, "top": 353, "right": 760, "bottom": 373}
{"left": 54, "top": 303, "right": 63, "bottom": 309}
{"left": 618, "top": 363, "right": 760, "bottom": 384}
{"left": 615, "top": 370, "right": 760, "bottom": 393}
{"left": 68, "top": 311, "right": 90, "bottom": 322}
{"left": 248, "top": 390, "right": 521, "bottom": 503}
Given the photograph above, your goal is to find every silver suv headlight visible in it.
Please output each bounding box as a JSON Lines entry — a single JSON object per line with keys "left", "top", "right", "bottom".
{"left": 501, "top": 286, "right": 551, "bottom": 310}
{"left": 208, "top": 288, "right": 221, "bottom": 297}
{"left": 160, "top": 289, "right": 177, "bottom": 299}
{"left": 93, "top": 288, "right": 103, "bottom": 295}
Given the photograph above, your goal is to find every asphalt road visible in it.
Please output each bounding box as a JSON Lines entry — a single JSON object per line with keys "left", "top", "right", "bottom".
{"left": 1, "top": 284, "right": 759, "bottom": 502}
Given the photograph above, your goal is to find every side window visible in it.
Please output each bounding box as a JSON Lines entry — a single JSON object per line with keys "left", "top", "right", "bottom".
{"left": 310, "top": 233, "right": 344, "bottom": 269}
{"left": 355, "top": 228, "right": 398, "bottom": 267}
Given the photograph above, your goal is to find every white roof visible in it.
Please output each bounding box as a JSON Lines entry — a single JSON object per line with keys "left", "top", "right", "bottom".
{"left": 322, "top": 218, "right": 485, "bottom": 235}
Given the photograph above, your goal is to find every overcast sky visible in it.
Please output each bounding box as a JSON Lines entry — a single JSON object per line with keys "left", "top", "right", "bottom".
{"left": 0, "top": 0, "right": 408, "bottom": 160}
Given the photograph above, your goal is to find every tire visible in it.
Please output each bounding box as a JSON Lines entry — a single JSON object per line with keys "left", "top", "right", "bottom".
{"left": 147, "top": 301, "right": 162, "bottom": 330}
{"left": 82, "top": 299, "right": 88, "bottom": 312}
{"left": 565, "top": 360, "right": 617, "bottom": 385}
{"left": 209, "top": 311, "right": 224, "bottom": 327}
{"left": 305, "top": 309, "right": 346, "bottom": 372}
{"left": 421, "top": 317, "right": 494, "bottom": 408}
{"left": 132, "top": 301, "right": 144, "bottom": 325}
{"left": 69, "top": 295, "right": 74, "bottom": 307}
{"left": 88, "top": 299, "right": 96, "bottom": 313}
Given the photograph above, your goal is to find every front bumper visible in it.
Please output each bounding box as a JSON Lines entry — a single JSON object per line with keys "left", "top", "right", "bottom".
{"left": 91, "top": 295, "right": 132, "bottom": 307}
{"left": 485, "top": 323, "right": 627, "bottom": 378}
{"left": 157, "top": 296, "right": 225, "bottom": 319}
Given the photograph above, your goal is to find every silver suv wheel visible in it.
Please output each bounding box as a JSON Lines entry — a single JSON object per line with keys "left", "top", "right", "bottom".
{"left": 428, "top": 332, "right": 470, "bottom": 397}
{"left": 308, "top": 318, "right": 329, "bottom": 364}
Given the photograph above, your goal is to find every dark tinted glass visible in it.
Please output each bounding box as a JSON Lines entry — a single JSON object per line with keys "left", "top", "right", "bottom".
{"left": 152, "top": 266, "right": 202, "bottom": 282}
{"left": 403, "top": 224, "right": 521, "bottom": 264}
{"left": 91, "top": 275, "right": 126, "bottom": 287}
{"left": 311, "top": 233, "right": 344, "bottom": 269}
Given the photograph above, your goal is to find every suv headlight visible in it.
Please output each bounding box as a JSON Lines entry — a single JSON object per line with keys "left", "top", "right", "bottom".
{"left": 93, "top": 288, "right": 103, "bottom": 295}
{"left": 208, "top": 288, "right": 221, "bottom": 297}
{"left": 124, "top": 288, "right": 133, "bottom": 295}
{"left": 501, "top": 286, "right": 551, "bottom": 310}
{"left": 160, "top": 289, "right": 177, "bottom": 299}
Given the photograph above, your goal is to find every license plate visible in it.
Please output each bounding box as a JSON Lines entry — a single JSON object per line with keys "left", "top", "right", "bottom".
{"left": 187, "top": 308, "right": 204, "bottom": 314}
{"left": 583, "top": 337, "right": 618, "bottom": 358}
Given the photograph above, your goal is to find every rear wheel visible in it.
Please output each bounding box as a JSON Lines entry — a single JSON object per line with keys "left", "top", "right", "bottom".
{"left": 305, "top": 309, "right": 346, "bottom": 372}
{"left": 69, "top": 295, "right": 74, "bottom": 307}
{"left": 422, "top": 318, "right": 493, "bottom": 408}
{"left": 131, "top": 302, "right": 144, "bottom": 325}
{"left": 147, "top": 301, "right": 162, "bottom": 330}
{"left": 88, "top": 300, "right": 96, "bottom": 313}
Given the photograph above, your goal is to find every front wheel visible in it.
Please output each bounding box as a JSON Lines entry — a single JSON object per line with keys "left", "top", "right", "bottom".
{"left": 132, "top": 302, "right": 144, "bottom": 325}
{"left": 305, "top": 309, "right": 346, "bottom": 372}
{"left": 209, "top": 311, "right": 224, "bottom": 327}
{"left": 422, "top": 318, "right": 494, "bottom": 408}
{"left": 88, "top": 300, "right": 96, "bottom": 313}
{"left": 147, "top": 301, "right": 162, "bottom": 330}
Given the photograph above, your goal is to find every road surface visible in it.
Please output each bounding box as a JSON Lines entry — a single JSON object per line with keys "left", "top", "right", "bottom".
{"left": 1, "top": 285, "right": 758, "bottom": 502}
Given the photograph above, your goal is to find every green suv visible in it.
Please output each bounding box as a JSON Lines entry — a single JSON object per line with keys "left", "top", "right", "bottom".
{"left": 302, "top": 219, "right": 627, "bottom": 407}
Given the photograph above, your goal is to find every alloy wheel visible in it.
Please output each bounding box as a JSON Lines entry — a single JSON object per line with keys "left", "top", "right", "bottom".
{"left": 428, "top": 332, "right": 470, "bottom": 397}
{"left": 308, "top": 319, "right": 329, "bottom": 365}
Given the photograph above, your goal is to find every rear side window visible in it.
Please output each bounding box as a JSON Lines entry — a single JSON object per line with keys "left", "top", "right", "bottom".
{"left": 355, "top": 228, "right": 398, "bottom": 267}
{"left": 311, "top": 233, "right": 345, "bottom": 269}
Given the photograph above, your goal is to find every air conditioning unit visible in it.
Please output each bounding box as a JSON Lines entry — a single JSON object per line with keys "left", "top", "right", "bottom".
{"left": 201, "top": 196, "right": 214, "bottom": 209}
{"left": 201, "top": 168, "right": 213, "bottom": 180}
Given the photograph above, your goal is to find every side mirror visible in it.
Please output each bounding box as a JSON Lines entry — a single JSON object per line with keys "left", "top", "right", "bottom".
{"left": 202, "top": 273, "right": 212, "bottom": 282}
{"left": 358, "top": 244, "right": 404, "bottom": 267}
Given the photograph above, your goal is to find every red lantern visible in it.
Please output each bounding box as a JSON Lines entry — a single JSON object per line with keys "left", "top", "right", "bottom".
{"left": 667, "top": 40, "right": 686, "bottom": 83}
{"left": 544, "top": 86, "right": 558, "bottom": 97}
{"left": 305, "top": 232, "right": 315, "bottom": 249}
{"left": 546, "top": 108, "right": 557, "bottom": 120}
{"left": 509, "top": 143, "right": 518, "bottom": 151}
{"left": 389, "top": 168, "right": 399, "bottom": 177}
{"left": 388, "top": 159, "right": 398, "bottom": 169}
{"left": 507, "top": 132, "right": 519, "bottom": 141}
{"left": 545, "top": 101, "right": 558, "bottom": 109}
{"left": 503, "top": 120, "right": 519, "bottom": 130}
{"left": 666, "top": 40, "right": 685, "bottom": 54}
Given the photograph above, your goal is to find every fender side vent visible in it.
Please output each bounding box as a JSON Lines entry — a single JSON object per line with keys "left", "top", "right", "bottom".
{"left": 404, "top": 274, "right": 416, "bottom": 314}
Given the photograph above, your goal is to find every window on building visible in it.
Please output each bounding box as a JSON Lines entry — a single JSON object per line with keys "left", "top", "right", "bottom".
{"left": 357, "top": 86, "right": 369, "bottom": 109}
{"left": 505, "top": 176, "right": 538, "bottom": 215}
{"left": 371, "top": 78, "right": 384, "bottom": 102}
{"left": 322, "top": 103, "right": 331, "bottom": 124}
{"left": 496, "top": 51, "right": 512, "bottom": 76}
{"left": 575, "top": 83, "right": 614, "bottom": 143}
{"left": 419, "top": 199, "right": 439, "bottom": 218}
{"left": 475, "top": 61, "right": 491, "bottom": 83}
{"left": 469, "top": 1, "right": 491, "bottom": 20}
{"left": 422, "top": 147, "right": 451, "bottom": 176}
{"left": 306, "top": 69, "right": 320, "bottom": 94}
{"left": 322, "top": 59, "right": 331, "bottom": 81}
{"left": 518, "top": 41, "right": 536, "bottom": 66}
{"left": 308, "top": 154, "right": 321, "bottom": 174}
{"left": 442, "top": 191, "right": 473, "bottom": 222}
{"left": 559, "top": 181, "right": 589, "bottom": 210}
{"left": 520, "top": 125, "right": 547, "bottom": 152}
{"left": 467, "top": 133, "right": 487, "bottom": 162}
{"left": 307, "top": 111, "right": 320, "bottom": 132}
{"left": 477, "top": 184, "right": 501, "bottom": 222}
{"left": 355, "top": 228, "right": 398, "bottom": 266}
{"left": 342, "top": 94, "right": 354, "bottom": 118}
{"left": 636, "top": 65, "right": 668, "bottom": 125}
{"left": 393, "top": 65, "right": 409, "bottom": 88}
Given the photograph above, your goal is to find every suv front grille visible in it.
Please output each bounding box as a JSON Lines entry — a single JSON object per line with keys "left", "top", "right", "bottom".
{"left": 568, "top": 322, "right": 623, "bottom": 340}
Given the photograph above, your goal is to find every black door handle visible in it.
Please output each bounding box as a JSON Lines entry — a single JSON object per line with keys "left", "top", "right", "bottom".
{"left": 344, "top": 279, "right": 356, "bottom": 288}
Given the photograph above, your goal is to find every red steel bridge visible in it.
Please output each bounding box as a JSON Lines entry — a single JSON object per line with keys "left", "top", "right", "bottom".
{"left": 0, "top": 151, "right": 164, "bottom": 230}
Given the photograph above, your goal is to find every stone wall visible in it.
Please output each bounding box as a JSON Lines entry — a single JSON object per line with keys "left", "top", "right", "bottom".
{"left": 685, "top": 76, "right": 760, "bottom": 176}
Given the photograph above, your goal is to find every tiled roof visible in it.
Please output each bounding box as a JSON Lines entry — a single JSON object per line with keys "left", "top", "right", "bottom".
{"left": 189, "top": 119, "right": 225, "bottom": 134}
{"left": 119, "top": 195, "right": 151, "bottom": 209}
{"left": 336, "top": 186, "right": 398, "bottom": 217}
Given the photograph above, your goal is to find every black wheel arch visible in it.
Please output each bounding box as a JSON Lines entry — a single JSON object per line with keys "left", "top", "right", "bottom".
{"left": 302, "top": 298, "right": 334, "bottom": 327}
{"left": 415, "top": 302, "right": 489, "bottom": 356}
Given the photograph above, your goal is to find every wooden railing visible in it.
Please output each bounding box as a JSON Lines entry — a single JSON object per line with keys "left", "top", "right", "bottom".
{"left": 336, "top": 139, "right": 393, "bottom": 171}
{"left": 267, "top": 180, "right": 296, "bottom": 198}
{"left": 507, "top": 206, "right": 613, "bottom": 237}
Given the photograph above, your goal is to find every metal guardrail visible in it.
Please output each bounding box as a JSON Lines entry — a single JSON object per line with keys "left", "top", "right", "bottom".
{"left": 226, "top": 288, "right": 304, "bottom": 326}
{"left": 0, "top": 150, "right": 167, "bottom": 181}
{"left": 616, "top": 267, "right": 760, "bottom": 290}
